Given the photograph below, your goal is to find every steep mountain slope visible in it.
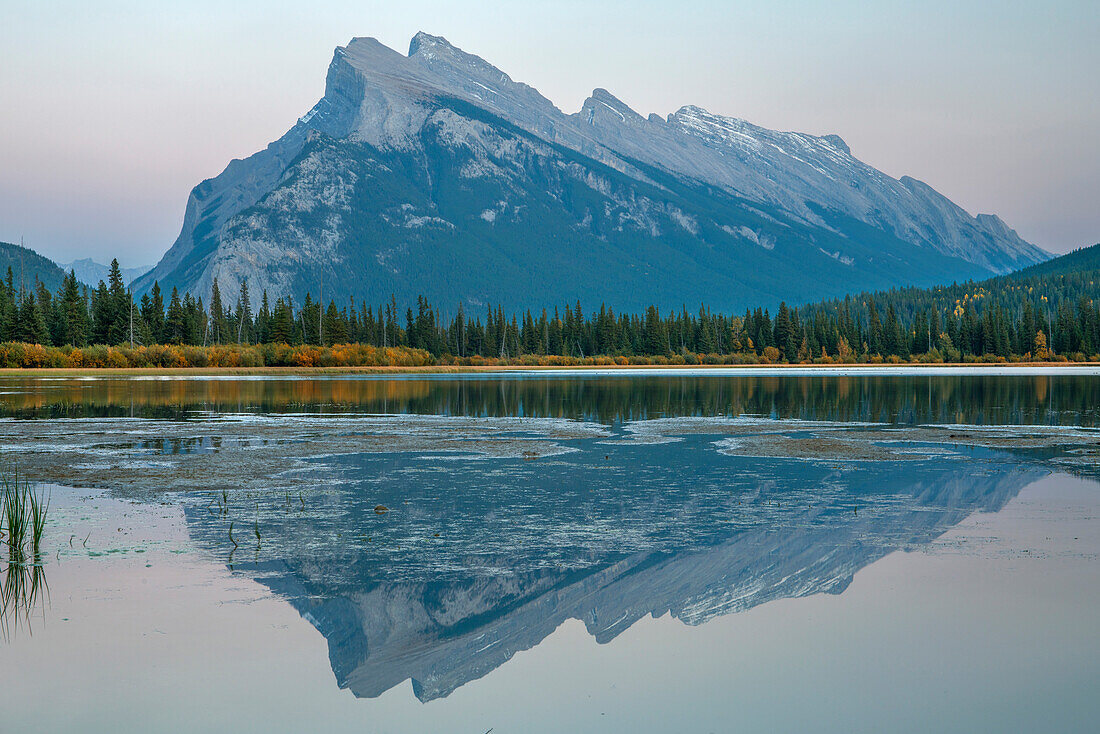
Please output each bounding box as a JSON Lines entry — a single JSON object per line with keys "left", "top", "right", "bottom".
{"left": 134, "top": 33, "right": 1048, "bottom": 312}
{"left": 0, "top": 241, "right": 68, "bottom": 293}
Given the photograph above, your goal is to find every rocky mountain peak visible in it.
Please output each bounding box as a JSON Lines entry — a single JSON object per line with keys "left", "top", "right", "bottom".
{"left": 580, "top": 88, "right": 645, "bottom": 126}
{"left": 821, "top": 134, "right": 850, "bottom": 155}
{"left": 975, "top": 213, "right": 1015, "bottom": 238}
{"left": 670, "top": 105, "right": 760, "bottom": 141}
{"left": 408, "top": 31, "right": 451, "bottom": 56}
{"left": 408, "top": 31, "right": 499, "bottom": 77}
{"left": 133, "top": 32, "right": 1049, "bottom": 310}
{"left": 341, "top": 36, "right": 409, "bottom": 69}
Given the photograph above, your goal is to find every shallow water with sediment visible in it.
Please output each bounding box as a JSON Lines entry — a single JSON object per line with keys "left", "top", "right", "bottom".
{"left": 1, "top": 369, "right": 1097, "bottom": 732}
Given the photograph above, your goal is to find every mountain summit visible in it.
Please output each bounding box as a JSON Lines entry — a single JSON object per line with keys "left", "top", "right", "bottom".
{"left": 133, "top": 33, "right": 1047, "bottom": 311}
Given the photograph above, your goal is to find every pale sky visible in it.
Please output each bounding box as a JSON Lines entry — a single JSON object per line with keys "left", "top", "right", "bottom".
{"left": 1, "top": 0, "right": 1097, "bottom": 266}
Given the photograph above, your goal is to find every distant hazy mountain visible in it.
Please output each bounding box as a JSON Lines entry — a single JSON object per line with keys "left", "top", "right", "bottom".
{"left": 0, "top": 241, "right": 68, "bottom": 294}
{"left": 60, "top": 258, "right": 151, "bottom": 288}
{"left": 134, "top": 33, "right": 1048, "bottom": 311}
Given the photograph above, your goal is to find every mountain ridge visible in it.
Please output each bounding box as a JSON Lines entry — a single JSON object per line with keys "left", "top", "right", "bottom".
{"left": 0, "top": 241, "right": 68, "bottom": 294}
{"left": 132, "top": 32, "right": 1048, "bottom": 312}
{"left": 60, "top": 258, "right": 152, "bottom": 288}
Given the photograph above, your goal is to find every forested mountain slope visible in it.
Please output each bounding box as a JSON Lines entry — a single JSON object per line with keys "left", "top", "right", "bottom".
{"left": 0, "top": 241, "right": 68, "bottom": 294}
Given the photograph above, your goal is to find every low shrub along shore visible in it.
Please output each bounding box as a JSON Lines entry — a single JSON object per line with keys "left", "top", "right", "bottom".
{"left": 0, "top": 342, "right": 432, "bottom": 369}
{"left": 0, "top": 340, "right": 1094, "bottom": 370}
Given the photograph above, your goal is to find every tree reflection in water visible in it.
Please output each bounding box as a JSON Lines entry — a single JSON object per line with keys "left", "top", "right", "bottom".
{"left": 0, "top": 373, "right": 1097, "bottom": 426}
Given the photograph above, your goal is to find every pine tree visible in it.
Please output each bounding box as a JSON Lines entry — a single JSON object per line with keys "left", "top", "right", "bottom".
{"left": 0, "top": 269, "right": 15, "bottom": 341}
{"left": 867, "top": 298, "right": 884, "bottom": 355}
{"left": 323, "top": 301, "right": 348, "bottom": 344}
{"left": 269, "top": 298, "right": 293, "bottom": 343}
{"left": 929, "top": 308, "right": 941, "bottom": 352}
{"left": 300, "top": 293, "right": 317, "bottom": 345}
{"left": 35, "top": 280, "right": 62, "bottom": 346}
{"left": 90, "top": 281, "right": 112, "bottom": 344}
{"left": 135, "top": 314, "right": 154, "bottom": 347}
{"left": 60, "top": 270, "right": 88, "bottom": 346}
{"left": 17, "top": 291, "right": 49, "bottom": 344}
{"left": 164, "top": 287, "right": 187, "bottom": 343}
{"left": 255, "top": 290, "right": 271, "bottom": 344}
{"left": 643, "top": 306, "right": 668, "bottom": 355}
{"left": 185, "top": 294, "right": 206, "bottom": 345}
{"left": 106, "top": 259, "right": 129, "bottom": 345}
{"left": 235, "top": 279, "right": 253, "bottom": 343}
{"left": 209, "top": 278, "right": 225, "bottom": 345}
{"left": 143, "top": 281, "right": 165, "bottom": 343}
{"left": 773, "top": 302, "right": 797, "bottom": 361}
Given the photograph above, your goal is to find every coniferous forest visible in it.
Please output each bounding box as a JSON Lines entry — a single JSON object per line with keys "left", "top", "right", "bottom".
{"left": 0, "top": 245, "right": 1097, "bottom": 368}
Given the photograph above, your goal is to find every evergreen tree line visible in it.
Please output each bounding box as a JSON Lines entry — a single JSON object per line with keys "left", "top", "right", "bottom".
{"left": 2, "top": 258, "right": 1098, "bottom": 362}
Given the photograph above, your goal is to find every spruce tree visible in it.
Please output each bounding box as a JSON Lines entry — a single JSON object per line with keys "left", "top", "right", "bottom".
{"left": 18, "top": 291, "right": 49, "bottom": 344}
{"left": 255, "top": 290, "right": 271, "bottom": 343}
{"left": 235, "top": 279, "right": 253, "bottom": 343}
{"left": 269, "top": 298, "right": 293, "bottom": 343}
{"left": 90, "top": 281, "right": 111, "bottom": 344}
{"left": 143, "top": 281, "right": 165, "bottom": 343}
{"left": 643, "top": 306, "right": 668, "bottom": 355}
{"left": 60, "top": 271, "right": 89, "bottom": 346}
{"left": 209, "top": 278, "right": 225, "bottom": 345}
{"left": 773, "top": 303, "right": 797, "bottom": 361}
{"left": 0, "top": 269, "right": 14, "bottom": 342}
{"left": 106, "top": 259, "right": 129, "bottom": 345}
{"left": 164, "top": 287, "right": 187, "bottom": 344}
{"left": 323, "top": 301, "right": 347, "bottom": 344}
{"left": 36, "top": 280, "right": 62, "bottom": 346}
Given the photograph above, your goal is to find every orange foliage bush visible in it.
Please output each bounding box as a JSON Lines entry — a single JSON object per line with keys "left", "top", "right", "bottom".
{"left": 0, "top": 342, "right": 431, "bottom": 369}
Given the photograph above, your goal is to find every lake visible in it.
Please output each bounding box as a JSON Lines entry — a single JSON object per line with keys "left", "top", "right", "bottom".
{"left": 1, "top": 369, "right": 1097, "bottom": 733}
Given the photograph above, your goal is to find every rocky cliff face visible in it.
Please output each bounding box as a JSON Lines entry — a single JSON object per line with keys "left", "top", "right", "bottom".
{"left": 133, "top": 33, "right": 1048, "bottom": 311}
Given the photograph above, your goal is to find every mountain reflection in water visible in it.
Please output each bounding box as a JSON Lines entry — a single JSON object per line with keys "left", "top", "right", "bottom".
{"left": 181, "top": 426, "right": 1041, "bottom": 701}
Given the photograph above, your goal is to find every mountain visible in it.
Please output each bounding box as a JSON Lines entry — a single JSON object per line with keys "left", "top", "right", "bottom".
{"left": 0, "top": 245, "right": 152, "bottom": 296}
{"left": 1011, "top": 242, "right": 1100, "bottom": 279}
{"left": 134, "top": 33, "right": 1048, "bottom": 312}
{"left": 59, "top": 258, "right": 152, "bottom": 288}
{"left": 803, "top": 240, "right": 1100, "bottom": 327}
{"left": 0, "top": 241, "right": 68, "bottom": 294}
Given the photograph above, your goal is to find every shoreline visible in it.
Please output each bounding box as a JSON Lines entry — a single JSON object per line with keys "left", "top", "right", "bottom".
{"left": 1, "top": 362, "right": 1099, "bottom": 377}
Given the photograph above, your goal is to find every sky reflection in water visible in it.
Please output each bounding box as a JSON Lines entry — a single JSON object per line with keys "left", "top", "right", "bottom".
{"left": 0, "top": 373, "right": 1097, "bottom": 732}
{"left": 179, "top": 419, "right": 1046, "bottom": 702}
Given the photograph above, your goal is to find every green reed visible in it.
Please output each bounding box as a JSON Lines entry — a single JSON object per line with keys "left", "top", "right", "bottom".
{"left": 1, "top": 454, "right": 49, "bottom": 639}
{"left": 28, "top": 483, "right": 49, "bottom": 556}
{"left": 1, "top": 454, "right": 49, "bottom": 565}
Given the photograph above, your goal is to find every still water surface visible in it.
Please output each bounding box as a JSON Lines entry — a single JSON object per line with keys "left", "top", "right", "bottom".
{"left": 0, "top": 370, "right": 1097, "bottom": 732}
